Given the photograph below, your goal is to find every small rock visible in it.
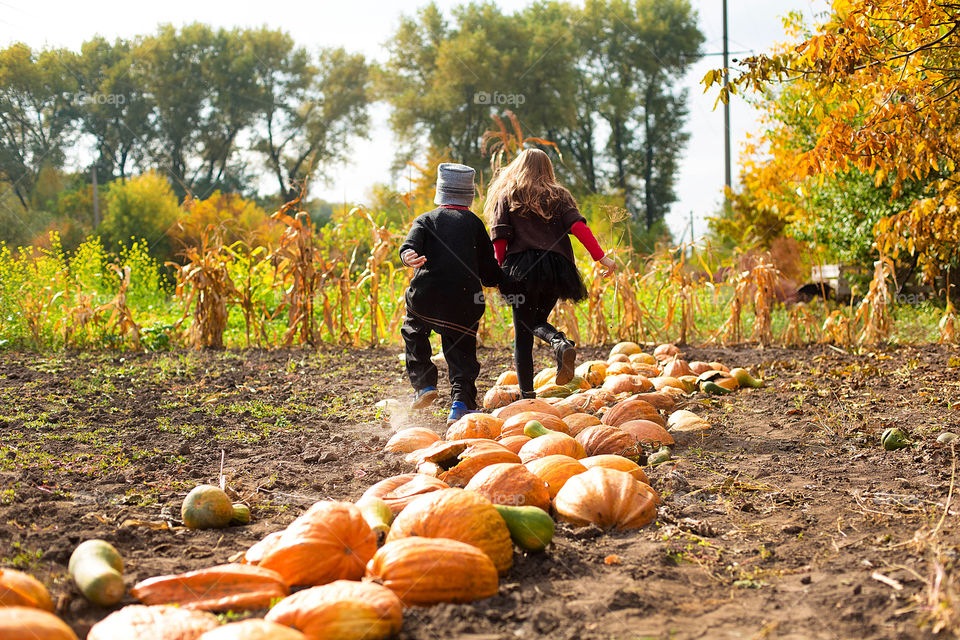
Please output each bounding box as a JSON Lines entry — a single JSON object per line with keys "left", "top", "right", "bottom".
{"left": 782, "top": 523, "right": 804, "bottom": 535}
{"left": 659, "top": 470, "right": 690, "bottom": 494}
{"left": 608, "top": 587, "right": 647, "bottom": 610}
{"left": 318, "top": 451, "right": 339, "bottom": 463}
{"left": 178, "top": 442, "right": 191, "bottom": 455}
{"left": 569, "top": 524, "right": 604, "bottom": 539}
{"left": 937, "top": 432, "right": 958, "bottom": 444}
{"left": 301, "top": 450, "right": 320, "bottom": 463}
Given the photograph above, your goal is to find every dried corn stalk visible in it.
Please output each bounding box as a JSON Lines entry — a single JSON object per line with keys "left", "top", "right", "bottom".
{"left": 171, "top": 227, "right": 234, "bottom": 349}
{"left": 855, "top": 256, "right": 894, "bottom": 346}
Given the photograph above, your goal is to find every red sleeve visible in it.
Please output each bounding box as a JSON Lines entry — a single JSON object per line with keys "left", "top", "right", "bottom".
{"left": 493, "top": 238, "right": 507, "bottom": 266}
{"left": 570, "top": 221, "right": 605, "bottom": 261}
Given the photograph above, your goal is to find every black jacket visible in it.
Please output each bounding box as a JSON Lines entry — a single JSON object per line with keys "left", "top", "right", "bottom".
{"left": 399, "top": 207, "right": 506, "bottom": 322}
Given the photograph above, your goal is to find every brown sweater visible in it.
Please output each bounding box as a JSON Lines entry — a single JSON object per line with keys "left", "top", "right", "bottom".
{"left": 488, "top": 194, "right": 586, "bottom": 264}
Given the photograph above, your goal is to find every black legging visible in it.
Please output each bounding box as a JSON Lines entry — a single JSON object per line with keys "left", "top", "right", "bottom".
{"left": 512, "top": 288, "right": 562, "bottom": 394}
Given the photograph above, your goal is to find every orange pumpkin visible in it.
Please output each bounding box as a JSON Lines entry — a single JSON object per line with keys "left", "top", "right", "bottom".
{"left": 579, "top": 455, "right": 651, "bottom": 486}
{"left": 265, "top": 580, "right": 402, "bottom": 640}
{"left": 365, "top": 537, "right": 498, "bottom": 606}
{"left": 575, "top": 361, "right": 608, "bottom": 387}
{"left": 0, "top": 568, "right": 53, "bottom": 611}
{"left": 601, "top": 399, "right": 661, "bottom": 428}
{"left": 548, "top": 398, "right": 582, "bottom": 418}
{"left": 492, "top": 398, "right": 561, "bottom": 420}
{"left": 87, "top": 605, "right": 219, "bottom": 640}
{"left": 604, "top": 361, "right": 637, "bottom": 376}
{"left": 709, "top": 361, "right": 730, "bottom": 372}
{"left": 0, "top": 607, "right": 78, "bottom": 640}
{"left": 628, "top": 352, "right": 657, "bottom": 366}
{"left": 606, "top": 353, "right": 630, "bottom": 364}
{"left": 688, "top": 361, "right": 714, "bottom": 375}
{"left": 618, "top": 420, "right": 675, "bottom": 447}
{"left": 496, "top": 370, "right": 519, "bottom": 386}
{"left": 131, "top": 564, "right": 288, "bottom": 612}
{"left": 609, "top": 341, "right": 643, "bottom": 357}
{"left": 562, "top": 412, "right": 602, "bottom": 435}
{"left": 499, "top": 412, "right": 570, "bottom": 439}
{"left": 533, "top": 367, "right": 558, "bottom": 389}
{"left": 464, "top": 463, "right": 551, "bottom": 511}
{"left": 601, "top": 374, "right": 652, "bottom": 395}
{"left": 198, "top": 620, "right": 307, "bottom": 640}
{"left": 630, "top": 363, "right": 662, "bottom": 377}
{"left": 661, "top": 357, "right": 693, "bottom": 378}
{"left": 575, "top": 425, "right": 640, "bottom": 458}
{"left": 438, "top": 442, "right": 521, "bottom": 487}
{"left": 445, "top": 413, "right": 503, "bottom": 441}
{"left": 360, "top": 474, "right": 449, "bottom": 515}
{"left": 554, "top": 468, "right": 658, "bottom": 530}
{"left": 653, "top": 343, "right": 681, "bottom": 361}
{"left": 497, "top": 435, "right": 531, "bottom": 454}
{"left": 649, "top": 376, "right": 686, "bottom": 392}
{"left": 252, "top": 501, "right": 376, "bottom": 587}
{"left": 626, "top": 391, "right": 676, "bottom": 411}
{"left": 383, "top": 427, "right": 440, "bottom": 453}
{"left": 482, "top": 385, "right": 522, "bottom": 410}
{"left": 518, "top": 433, "right": 587, "bottom": 463}
{"left": 524, "top": 455, "right": 587, "bottom": 499}
{"left": 385, "top": 488, "right": 513, "bottom": 574}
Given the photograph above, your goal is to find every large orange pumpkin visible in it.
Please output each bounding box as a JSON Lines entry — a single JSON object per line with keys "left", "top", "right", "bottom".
{"left": 497, "top": 435, "right": 531, "bottom": 454}
{"left": 0, "top": 568, "right": 53, "bottom": 611}
{"left": 562, "top": 412, "right": 602, "bottom": 435}
{"left": 575, "top": 425, "right": 640, "bottom": 458}
{"left": 360, "top": 474, "right": 449, "bottom": 515}
{"left": 547, "top": 397, "right": 582, "bottom": 418}
{"left": 464, "top": 463, "right": 551, "bottom": 511}
{"left": 601, "top": 399, "right": 661, "bottom": 428}
{"left": 579, "top": 455, "right": 650, "bottom": 486}
{"left": 626, "top": 391, "right": 676, "bottom": 411}
{"left": 482, "top": 385, "right": 523, "bottom": 410}
{"left": 131, "top": 564, "right": 288, "bottom": 612}
{"left": 554, "top": 468, "right": 658, "bottom": 530}
{"left": 385, "top": 488, "right": 513, "bottom": 574}
{"left": 524, "top": 455, "right": 587, "bottom": 499}
{"left": 496, "top": 370, "right": 519, "bottom": 386}
{"left": 252, "top": 501, "right": 376, "bottom": 587}
{"left": 383, "top": 427, "right": 440, "bottom": 453}
{"left": 445, "top": 413, "right": 503, "bottom": 441}
{"left": 438, "top": 442, "right": 521, "bottom": 487}
{"left": 601, "top": 374, "right": 653, "bottom": 395}
{"left": 604, "top": 362, "right": 637, "bottom": 377}
{"left": 87, "top": 605, "right": 219, "bottom": 640}
{"left": 265, "top": 580, "right": 402, "bottom": 640}
{"left": 574, "top": 360, "right": 608, "bottom": 387}
{"left": 491, "top": 398, "right": 561, "bottom": 420}
{"left": 618, "top": 420, "right": 675, "bottom": 447}
{"left": 365, "top": 537, "right": 498, "bottom": 606}
{"left": 0, "top": 607, "right": 78, "bottom": 640}
{"left": 518, "top": 433, "right": 586, "bottom": 463}
{"left": 499, "top": 412, "right": 570, "bottom": 439}
{"left": 198, "top": 620, "right": 307, "bottom": 640}
{"left": 653, "top": 343, "right": 681, "bottom": 361}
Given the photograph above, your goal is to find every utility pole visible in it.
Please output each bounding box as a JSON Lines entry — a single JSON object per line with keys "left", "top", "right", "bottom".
{"left": 722, "top": 0, "right": 732, "bottom": 215}
{"left": 91, "top": 165, "right": 100, "bottom": 228}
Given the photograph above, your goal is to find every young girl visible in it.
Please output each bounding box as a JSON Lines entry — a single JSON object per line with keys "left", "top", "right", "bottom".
{"left": 484, "top": 149, "right": 615, "bottom": 397}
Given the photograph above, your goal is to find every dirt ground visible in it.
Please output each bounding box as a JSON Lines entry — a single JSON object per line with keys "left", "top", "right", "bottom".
{"left": 2, "top": 342, "right": 960, "bottom": 639}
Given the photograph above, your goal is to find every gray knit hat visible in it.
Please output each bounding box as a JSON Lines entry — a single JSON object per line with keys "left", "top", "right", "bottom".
{"left": 434, "top": 163, "right": 476, "bottom": 207}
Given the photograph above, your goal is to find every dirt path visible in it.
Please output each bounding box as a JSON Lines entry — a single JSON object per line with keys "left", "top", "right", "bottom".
{"left": 1, "top": 343, "right": 958, "bottom": 639}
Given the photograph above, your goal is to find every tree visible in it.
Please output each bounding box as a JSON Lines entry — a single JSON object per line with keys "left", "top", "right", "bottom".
{"left": 99, "top": 171, "right": 181, "bottom": 262}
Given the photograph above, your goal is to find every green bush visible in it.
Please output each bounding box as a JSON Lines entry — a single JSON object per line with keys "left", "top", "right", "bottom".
{"left": 99, "top": 172, "right": 181, "bottom": 263}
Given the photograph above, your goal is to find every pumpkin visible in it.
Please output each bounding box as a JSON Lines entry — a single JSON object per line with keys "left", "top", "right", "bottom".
{"left": 360, "top": 474, "right": 449, "bottom": 515}
{"left": 491, "top": 398, "right": 561, "bottom": 420}
{"left": 131, "top": 564, "right": 288, "bottom": 612}
{"left": 69, "top": 539, "right": 124, "bottom": 606}
{"left": 0, "top": 607, "right": 78, "bottom": 640}
{"left": 575, "top": 425, "right": 640, "bottom": 458}
{"left": 554, "top": 468, "right": 658, "bottom": 530}
{"left": 497, "top": 435, "right": 531, "bottom": 454}
{"left": 87, "top": 605, "right": 219, "bottom": 640}
{"left": 500, "top": 412, "right": 570, "bottom": 439}
{"left": 607, "top": 353, "right": 630, "bottom": 364}
{"left": 619, "top": 419, "right": 675, "bottom": 447}
{"left": 601, "top": 399, "right": 661, "bottom": 428}
{"left": 609, "top": 341, "right": 642, "bottom": 357}
{"left": 536, "top": 384, "right": 573, "bottom": 399}
{"left": 356, "top": 496, "right": 393, "bottom": 544}
{"left": 666, "top": 410, "right": 711, "bottom": 445}
{"left": 198, "top": 620, "right": 307, "bottom": 640}
{"left": 604, "top": 361, "right": 637, "bottom": 376}
{"left": 0, "top": 568, "right": 53, "bottom": 611}
{"left": 630, "top": 363, "right": 662, "bottom": 377}
{"left": 562, "top": 413, "right": 602, "bottom": 436}
{"left": 252, "top": 501, "right": 377, "bottom": 587}
{"left": 365, "top": 537, "right": 498, "bottom": 606}
{"left": 575, "top": 360, "right": 608, "bottom": 387}
{"left": 383, "top": 427, "right": 440, "bottom": 453}
{"left": 661, "top": 358, "right": 693, "bottom": 379}
{"left": 626, "top": 391, "right": 676, "bottom": 412}
{"left": 628, "top": 352, "right": 657, "bottom": 366}
{"left": 709, "top": 361, "right": 730, "bottom": 372}
{"left": 653, "top": 343, "right": 681, "bottom": 361}
{"left": 533, "top": 367, "right": 558, "bottom": 389}
{"left": 548, "top": 397, "right": 583, "bottom": 418}
{"left": 524, "top": 455, "right": 587, "bottom": 499}
{"left": 601, "top": 374, "right": 652, "bottom": 395}
{"left": 579, "top": 455, "right": 650, "bottom": 485}
{"left": 445, "top": 413, "right": 503, "bottom": 441}
{"left": 385, "top": 488, "right": 513, "bottom": 574}
{"left": 493, "top": 505, "right": 555, "bottom": 552}
{"left": 464, "top": 463, "right": 551, "bottom": 511}
{"left": 438, "top": 442, "right": 521, "bottom": 487}
{"left": 264, "top": 580, "right": 402, "bottom": 640}
{"left": 650, "top": 376, "right": 685, "bottom": 392}
{"left": 230, "top": 504, "right": 251, "bottom": 525}
{"left": 482, "top": 385, "right": 522, "bottom": 410}
{"left": 730, "top": 367, "right": 763, "bottom": 388}
{"left": 496, "top": 370, "right": 519, "bottom": 386}
{"left": 518, "top": 432, "right": 587, "bottom": 463}
{"left": 181, "top": 485, "right": 234, "bottom": 530}
{"left": 688, "top": 361, "right": 714, "bottom": 375}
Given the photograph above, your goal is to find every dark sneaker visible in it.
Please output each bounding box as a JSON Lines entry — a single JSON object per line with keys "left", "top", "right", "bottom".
{"left": 553, "top": 335, "right": 577, "bottom": 385}
{"left": 411, "top": 386, "right": 438, "bottom": 410}
{"left": 447, "top": 401, "right": 478, "bottom": 425}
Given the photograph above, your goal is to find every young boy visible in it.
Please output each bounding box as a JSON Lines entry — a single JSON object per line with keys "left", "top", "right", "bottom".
{"left": 399, "top": 163, "right": 522, "bottom": 424}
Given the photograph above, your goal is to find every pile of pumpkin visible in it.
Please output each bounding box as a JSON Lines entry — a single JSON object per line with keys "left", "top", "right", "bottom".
{"left": 0, "top": 341, "right": 762, "bottom": 640}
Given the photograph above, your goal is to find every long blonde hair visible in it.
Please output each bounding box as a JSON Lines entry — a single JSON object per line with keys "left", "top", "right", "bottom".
{"left": 482, "top": 148, "right": 574, "bottom": 224}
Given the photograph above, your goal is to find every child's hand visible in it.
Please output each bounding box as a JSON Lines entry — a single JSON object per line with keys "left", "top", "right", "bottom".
{"left": 401, "top": 249, "right": 427, "bottom": 268}
{"left": 599, "top": 255, "right": 616, "bottom": 276}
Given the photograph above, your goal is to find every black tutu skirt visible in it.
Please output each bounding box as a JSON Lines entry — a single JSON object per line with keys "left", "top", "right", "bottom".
{"left": 502, "top": 249, "right": 588, "bottom": 302}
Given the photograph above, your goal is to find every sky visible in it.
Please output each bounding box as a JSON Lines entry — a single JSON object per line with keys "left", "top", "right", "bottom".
{"left": 0, "top": 0, "right": 825, "bottom": 242}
